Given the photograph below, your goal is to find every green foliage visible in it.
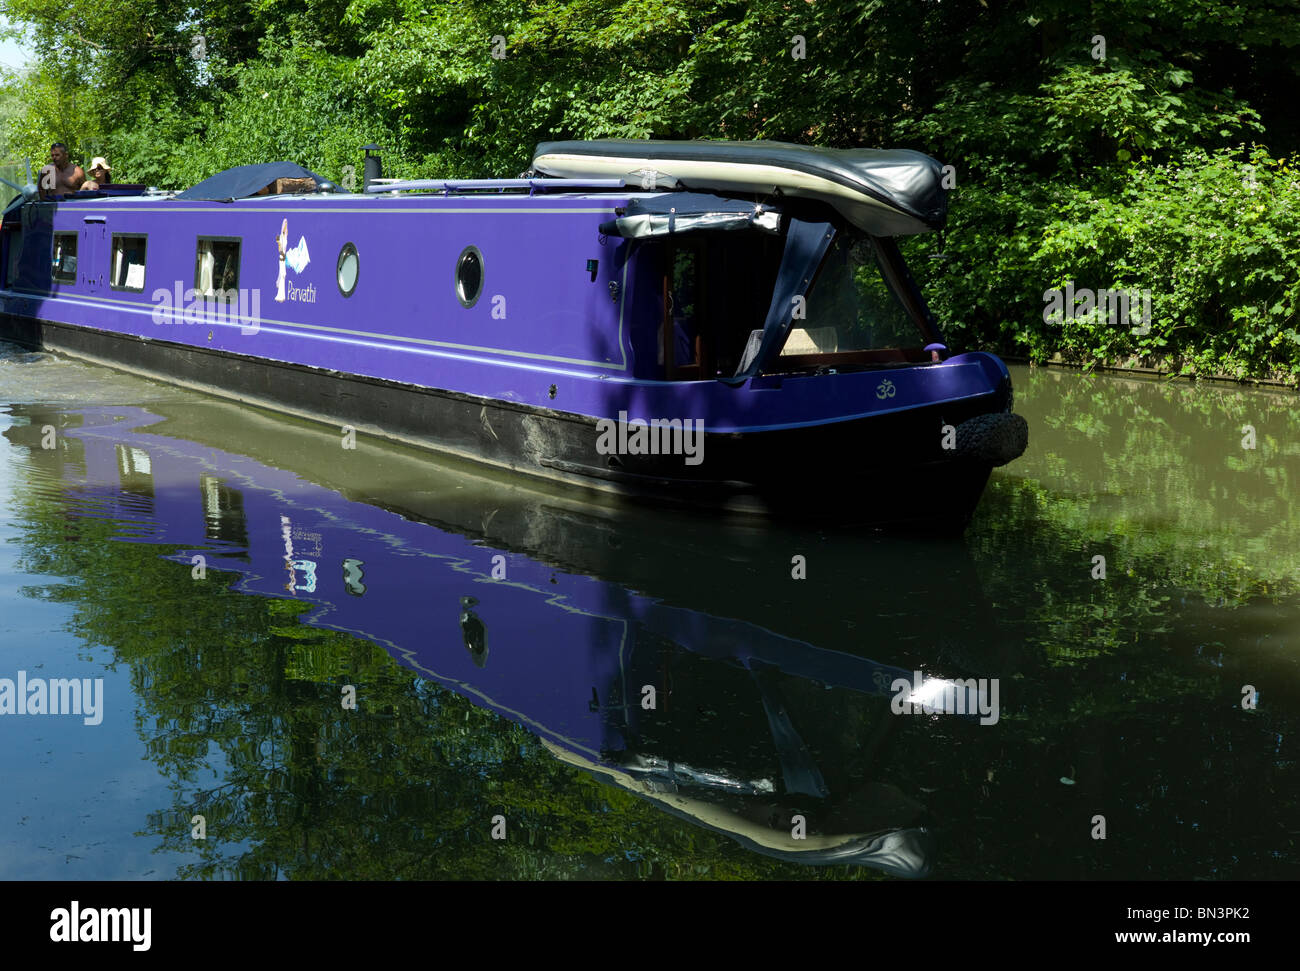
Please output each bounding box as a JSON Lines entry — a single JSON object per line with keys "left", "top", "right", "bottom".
{"left": 918, "top": 146, "right": 1300, "bottom": 381}
{"left": 0, "top": 63, "right": 104, "bottom": 168}
{"left": 0, "top": 0, "right": 1297, "bottom": 373}
{"left": 167, "top": 45, "right": 404, "bottom": 186}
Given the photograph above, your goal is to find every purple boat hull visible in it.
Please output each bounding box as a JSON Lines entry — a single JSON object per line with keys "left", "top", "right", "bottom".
{"left": 0, "top": 178, "right": 1025, "bottom": 525}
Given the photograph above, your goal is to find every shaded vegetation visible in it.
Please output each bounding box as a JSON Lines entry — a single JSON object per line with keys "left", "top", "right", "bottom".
{"left": 0, "top": 1, "right": 1298, "bottom": 378}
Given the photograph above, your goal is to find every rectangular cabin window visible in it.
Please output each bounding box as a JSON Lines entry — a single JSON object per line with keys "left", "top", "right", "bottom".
{"left": 110, "top": 234, "right": 148, "bottom": 292}
{"left": 51, "top": 232, "right": 77, "bottom": 285}
{"left": 194, "top": 237, "right": 240, "bottom": 296}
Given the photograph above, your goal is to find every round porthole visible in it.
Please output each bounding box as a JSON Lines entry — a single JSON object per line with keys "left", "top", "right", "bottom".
{"left": 337, "top": 242, "right": 359, "bottom": 297}
{"left": 455, "top": 245, "right": 483, "bottom": 308}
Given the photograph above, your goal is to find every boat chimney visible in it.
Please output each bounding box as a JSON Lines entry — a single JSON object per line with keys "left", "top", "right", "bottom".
{"left": 363, "top": 144, "right": 383, "bottom": 191}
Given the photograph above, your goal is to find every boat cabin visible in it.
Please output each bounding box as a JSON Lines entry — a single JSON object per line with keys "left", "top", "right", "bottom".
{"left": 1, "top": 145, "right": 949, "bottom": 387}
{"left": 0, "top": 142, "right": 1025, "bottom": 525}
{"left": 626, "top": 222, "right": 942, "bottom": 382}
{"left": 535, "top": 137, "right": 950, "bottom": 382}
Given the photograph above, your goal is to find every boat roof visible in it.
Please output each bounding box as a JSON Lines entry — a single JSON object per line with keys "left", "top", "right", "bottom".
{"left": 11, "top": 142, "right": 948, "bottom": 235}
{"left": 32, "top": 186, "right": 669, "bottom": 207}
{"left": 532, "top": 139, "right": 948, "bottom": 236}
{"left": 174, "top": 161, "right": 331, "bottom": 201}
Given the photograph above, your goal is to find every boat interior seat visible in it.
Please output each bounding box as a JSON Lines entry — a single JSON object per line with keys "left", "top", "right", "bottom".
{"left": 736, "top": 326, "right": 932, "bottom": 375}
{"left": 774, "top": 348, "right": 925, "bottom": 369}
{"left": 735, "top": 326, "right": 840, "bottom": 375}
{"left": 782, "top": 327, "right": 839, "bottom": 355}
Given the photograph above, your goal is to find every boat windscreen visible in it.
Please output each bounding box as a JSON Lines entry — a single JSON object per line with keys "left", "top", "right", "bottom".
{"left": 733, "top": 232, "right": 942, "bottom": 377}
{"left": 781, "top": 235, "right": 930, "bottom": 356}
{"left": 728, "top": 217, "right": 837, "bottom": 381}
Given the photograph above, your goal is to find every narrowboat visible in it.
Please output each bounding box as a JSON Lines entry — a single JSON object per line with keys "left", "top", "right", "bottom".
{"left": 0, "top": 140, "right": 1027, "bottom": 528}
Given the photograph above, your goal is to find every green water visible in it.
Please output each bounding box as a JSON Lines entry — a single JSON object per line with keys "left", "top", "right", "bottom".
{"left": 1, "top": 344, "right": 1296, "bottom": 879}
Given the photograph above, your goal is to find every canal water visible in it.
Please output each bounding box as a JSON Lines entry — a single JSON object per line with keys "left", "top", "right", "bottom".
{"left": 1, "top": 342, "right": 1296, "bottom": 879}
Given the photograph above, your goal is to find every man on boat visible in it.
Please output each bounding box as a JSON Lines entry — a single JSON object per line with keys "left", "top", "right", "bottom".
{"left": 38, "top": 143, "right": 85, "bottom": 198}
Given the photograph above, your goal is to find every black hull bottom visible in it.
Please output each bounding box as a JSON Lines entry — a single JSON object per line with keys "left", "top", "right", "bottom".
{"left": 1, "top": 314, "right": 1003, "bottom": 529}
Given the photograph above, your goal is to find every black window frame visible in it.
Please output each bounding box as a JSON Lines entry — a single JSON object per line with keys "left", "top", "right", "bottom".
{"left": 194, "top": 235, "right": 242, "bottom": 297}
{"left": 51, "top": 231, "right": 78, "bottom": 285}
{"left": 109, "top": 232, "right": 149, "bottom": 293}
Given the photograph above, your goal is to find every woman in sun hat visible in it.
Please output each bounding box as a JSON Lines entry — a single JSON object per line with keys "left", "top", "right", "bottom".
{"left": 84, "top": 157, "right": 112, "bottom": 190}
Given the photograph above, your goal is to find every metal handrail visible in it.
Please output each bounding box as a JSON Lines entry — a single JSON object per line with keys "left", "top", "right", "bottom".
{"left": 364, "top": 178, "right": 626, "bottom": 195}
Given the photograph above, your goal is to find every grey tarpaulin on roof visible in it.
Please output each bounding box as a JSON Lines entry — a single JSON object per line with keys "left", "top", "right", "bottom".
{"left": 174, "top": 162, "right": 332, "bottom": 201}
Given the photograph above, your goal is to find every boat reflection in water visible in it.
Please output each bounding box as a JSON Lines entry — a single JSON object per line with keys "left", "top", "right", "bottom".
{"left": 7, "top": 398, "right": 1010, "bottom": 878}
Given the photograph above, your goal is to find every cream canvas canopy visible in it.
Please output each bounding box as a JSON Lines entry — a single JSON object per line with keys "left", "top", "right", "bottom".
{"left": 533, "top": 139, "right": 948, "bottom": 237}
